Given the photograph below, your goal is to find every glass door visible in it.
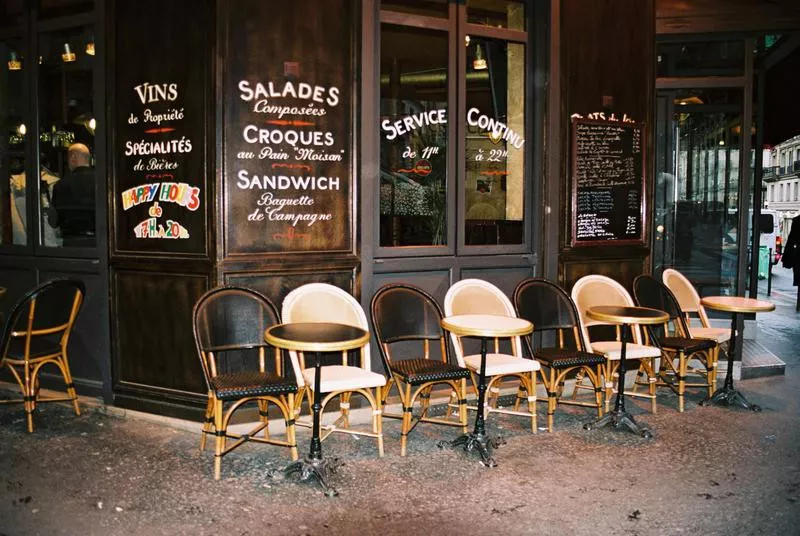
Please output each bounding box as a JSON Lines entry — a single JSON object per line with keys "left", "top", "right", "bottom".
{"left": 654, "top": 88, "right": 746, "bottom": 296}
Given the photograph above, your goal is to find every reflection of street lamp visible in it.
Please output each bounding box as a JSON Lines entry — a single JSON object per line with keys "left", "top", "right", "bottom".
{"left": 473, "top": 45, "right": 487, "bottom": 70}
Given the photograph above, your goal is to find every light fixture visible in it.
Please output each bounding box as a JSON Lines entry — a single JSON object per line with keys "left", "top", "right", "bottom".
{"left": 473, "top": 44, "right": 487, "bottom": 70}
{"left": 719, "top": 139, "right": 725, "bottom": 146}
{"left": 62, "top": 43, "right": 76, "bottom": 63}
{"left": 86, "top": 37, "right": 95, "bottom": 56}
{"left": 8, "top": 52, "right": 21, "bottom": 71}
{"left": 465, "top": 35, "right": 471, "bottom": 47}
{"left": 17, "top": 124, "right": 26, "bottom": 136}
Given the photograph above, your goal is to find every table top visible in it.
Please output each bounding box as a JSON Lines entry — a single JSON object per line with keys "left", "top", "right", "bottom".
{"left": 586, "top": 305, "right": 669, "bottom": 325}
{"left": 264, "top": 322, "right": 369, "bottom": 353}
{"left": 441, "top": 314, "right": 532, "bottom": 338}
{"left": 700, "top": 296, "right": 775, "bottom": 314}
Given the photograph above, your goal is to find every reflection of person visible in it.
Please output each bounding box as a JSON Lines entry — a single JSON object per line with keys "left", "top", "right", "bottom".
{"left": 48, "top": 143, "right": 95, "bottom": 247}
{"left": 10, "top": 161, "right": 62, "bottom": 247}
{"left": 782, "top": 215, "right": 799, "bottom": 311}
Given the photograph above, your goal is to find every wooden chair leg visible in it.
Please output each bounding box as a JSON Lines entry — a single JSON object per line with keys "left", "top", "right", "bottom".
{"left": 24, "top": 365, "right": 34, "bottom": 433}
{"left": 400, "top": 383, "right": 412, "bottom": 457}
{"left": 287, "top": 393, "right": 298, "bottom": 461}
{"left": 213, "top": 399, "right": 224, "bottom": 481}
{"left": 594, "top": 365, "right": 604, "bottom": 417}
{"left": 545, "top": 369, "right": 556, "bottom": 433}
{"left": 604, "top": 361, "right": 614, "bottom": 414}
{"left": 59, "top": 355, "right": 81, "bottom": 416}
{"left": 257, "top": 400, "right": 270, "bottom": 439}
{"left": 200, "top": 395, "right": 214, "bottom": 451}
{"left": 458, "top": 378, "right": 468, "bottom": 433}
{"left": 527, "top": 371, "right": 538, "bottom": 433}
{"left": 678, "top": 351, "right": 687, "bottom": 413}
{"left": 374, "top": 385, "right": 384, "bottom": 457}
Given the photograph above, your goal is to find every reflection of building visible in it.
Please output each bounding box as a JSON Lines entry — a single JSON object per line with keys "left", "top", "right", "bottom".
{"left": 764, "top": 135, "right": 800, "bottom": 240}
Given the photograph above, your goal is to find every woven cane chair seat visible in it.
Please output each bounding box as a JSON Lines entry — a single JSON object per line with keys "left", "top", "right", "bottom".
{"left": 659, "top": 336, "right": 715, "bottom": 354}
{"left": 390, "top": 358, "right": 470, "bottom": 384}
{"left": 533, "top": 347, "right": 606, "bottom": 369}
{"left": 210, "top": 371, "right": 298, "bottom": 401}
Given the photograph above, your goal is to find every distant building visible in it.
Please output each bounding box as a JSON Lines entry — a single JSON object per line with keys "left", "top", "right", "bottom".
{"left": 764, "top": 135, "right": 800, "bottom": 239}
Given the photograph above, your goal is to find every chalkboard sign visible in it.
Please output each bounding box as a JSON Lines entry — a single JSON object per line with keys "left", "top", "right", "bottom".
{"left": 223, "top": 0, "right": 354, "bottom": 255}
{"left": 112, "top": 0, "right": 210, "bottom": 255}
{"left": 570, "top": 117, "right": 645, "bottom": 246}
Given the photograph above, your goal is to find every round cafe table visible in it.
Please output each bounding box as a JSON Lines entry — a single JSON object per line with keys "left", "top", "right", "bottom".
{"left": 583, "top": 305, "right": 668, "bottom": 439}
{"left": 699, "top": 296, "right": 774, "bottom": 411}
{"left": 264, "top": 322, "right": 369, "bottom": 497}
{"left": 439, "top": 314, "right": 532, "bottom": 468}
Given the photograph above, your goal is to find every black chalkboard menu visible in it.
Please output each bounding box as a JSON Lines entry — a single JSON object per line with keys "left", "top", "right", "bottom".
{"left": 223, "top": 0, "right": 353, "bottom": 255}
{"left": 570, "top": 117, "right": 645, "bottom": 247}
{"left": 112, "top": 0, "right": 209, "bottom": 255}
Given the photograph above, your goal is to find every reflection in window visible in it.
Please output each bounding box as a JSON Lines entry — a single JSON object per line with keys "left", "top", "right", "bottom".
{"left": 379, "top": 25, "right": 448, "bottom": 247}
{"left": 467, "top": 0, "right": 525, "bottom": 31}
{"left": 464, "top": 38, "right": 525, "bottom": 245}
{"left": 38, "top": 25, "right": 96, "bottom": 248}
{"left": 2, "top": 38, "right": 26, "bottom": 246}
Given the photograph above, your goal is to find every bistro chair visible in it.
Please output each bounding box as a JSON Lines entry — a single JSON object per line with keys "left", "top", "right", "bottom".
{"left": 282, "top": 283, "right": 385, "bottom": 456}
{"left": 0, "top": 279, "right": 84, "bottom": 433}
{"left": 192, "top": 286, "right": 298, "bottom": 480}
{"left": 513, "top": 278, "right": 605, "bottom": 432}
{"left": 370, "top": 283, "right": 470, "bottom": 456}
{"left": 443, "top": 279, "right": 539, "bottom": 432}
{"left": 571, "top": 275, "right": 661, "bottom": 413}
{"left": 662, "top": 268, "right": 731, "bottom": 348}
{"left": 633, "top": 275, "right": 718, "bottom": 411}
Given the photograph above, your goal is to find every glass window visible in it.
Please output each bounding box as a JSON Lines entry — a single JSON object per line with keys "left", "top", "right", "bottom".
{"left": 38, "top": 0, "right": 93, "bottom": 19}
{"left": 466, "top": 0, "right": 525, "bottom": 31}
{"left": 381, "top": 0, "right": 448, "bottom": 18}
{"left": 464, "top": 37, "right": 525, "bottom": 245}
{"left": 379, "top": 24, "right": 448, "bottom": 247}
{"left": 657, "top": 40, "right": 746, "bottom": 77}
{"left": 38, "top": 25, "right": 96, "bottom": 248}
{"left": 2, "top": 37, "right": 27, "bottom": 246}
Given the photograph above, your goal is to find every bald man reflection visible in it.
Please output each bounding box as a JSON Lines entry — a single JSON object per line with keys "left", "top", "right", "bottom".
{"left": 49, "top": 143, "right": 96, "bottom": 247}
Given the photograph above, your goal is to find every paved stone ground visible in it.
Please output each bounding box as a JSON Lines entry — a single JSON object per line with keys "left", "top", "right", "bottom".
{"left": 0, "top": 275, "right": 798, "bottom": 536}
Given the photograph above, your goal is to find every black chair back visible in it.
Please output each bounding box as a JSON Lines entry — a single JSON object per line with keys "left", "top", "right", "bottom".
{"left": 370, "top": 283, "right": 448, "bottom": 376}
{"left": 1, "top": 278, "right": 85, "bottom": 360}
{"left": 633, "top": 274, "right": 690, "bottom": 340}
{"left": 192, "top": 286, "right": 281, "bottom": 389}
{"left": 513, "top": 278, "right": 586, "bottom": 352}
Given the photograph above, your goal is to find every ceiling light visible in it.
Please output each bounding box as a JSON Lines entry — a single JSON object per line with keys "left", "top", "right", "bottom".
{"left": 8, "top": 52, "right": 21, "bottom": 71}
{"left": 62, "top": 43, "right": 76, "bottom": 63}
{"left": 473, "top": 44, "right": 487, "bottom": 70}
{"left": 86, "top": 38, "right": 95, "bottom": 56}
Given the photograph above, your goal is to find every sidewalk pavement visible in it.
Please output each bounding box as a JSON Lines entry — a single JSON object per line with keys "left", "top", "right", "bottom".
{"left": 2, "top": 362, "right": 800, "bottom": 535}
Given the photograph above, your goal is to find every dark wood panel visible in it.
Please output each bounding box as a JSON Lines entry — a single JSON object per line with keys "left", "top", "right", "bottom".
{"left": 222, "top": 0, "right": 355, "bottom": 255}
{"left": 561, "top": 258, "right": 646, "bottom": 294}
{"left": 225, "top": 267, "right": 358, "bottom": 315}
{"left": 657, "top": 0, "right": 800, "bottom": 34}
{"left": 111, "top": 269, "right": 209, "bottom": 394}
{"left": 111, "top": 0, "right": 212, "bottom": 256}
{"left": 0, "top": 267, "right": 37, "bottom": 320}
{"left": 460, "top": 265, "right": 534, "bottom": 299}
{"left": 557, "top": 0, "right": 655, "bottom": 284}
{"left": 39, "top": 270, "right": 107, "bottom": 389}
{"left": 371, "top": 270, "right": 452, "bottom": 310}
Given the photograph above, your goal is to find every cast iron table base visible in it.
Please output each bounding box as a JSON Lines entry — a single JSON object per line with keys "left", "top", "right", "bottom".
{"left": 283, "top": 456, "right": 343, "bottom": 498}
{"left": 699, "top": 313, "right": 761, "bottom": 412}
{"left": 438, "top": 338, "right": 503, "bottom": 467}
{"left": 583, "top": 319, "right": 653, "bottom": 439}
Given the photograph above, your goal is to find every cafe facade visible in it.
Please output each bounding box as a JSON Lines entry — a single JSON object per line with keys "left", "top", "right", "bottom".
{"left": 1, "top": 0, "right": 797, "bottom": 419}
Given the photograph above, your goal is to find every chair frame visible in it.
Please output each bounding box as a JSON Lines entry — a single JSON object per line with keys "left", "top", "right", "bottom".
{"left": 282, "top": 283, "right": 384, "bottom": 456}
{"left": 371, "top": 283, "right": 469, "bottom": 456}
{"left": 444, "top": 279, "right": 538, "bottom": 432}
{"left": 513, "top": 278, "right": 604, "bottom": 432}
{"left": 571, "top": 275, "right": 660, "bottom": 414}
{"left": 193, "top": 286, "right": 298, "bottom": 480}
{"left": 633, "top": 275, "right": 717, "bottom": 412}
{"left": 0, "top": 278, "right": 84, "bottom": 433}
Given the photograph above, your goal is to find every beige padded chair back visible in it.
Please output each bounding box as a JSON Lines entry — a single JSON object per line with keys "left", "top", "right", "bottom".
{"left": 571, "top": 274, "right": 643, "bottom": 350}
{"left": 662, "top": 268, "right": 711, "bottom": 326}
{"left": 443, "top": 278, "right": 522, "bottom": 363}
{"left": 282, "top": 283, "right": 371, "bottom": 386}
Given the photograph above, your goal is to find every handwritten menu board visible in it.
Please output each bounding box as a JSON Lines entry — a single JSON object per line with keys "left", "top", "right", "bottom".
{"left": 570, "top": 117, "right": 645, "bottom": 247}
{"left": 223, "top": 0, "right": 353, "bottom": 255}
{"left": 113, "top": 0, "right": 208, "bottom": 255}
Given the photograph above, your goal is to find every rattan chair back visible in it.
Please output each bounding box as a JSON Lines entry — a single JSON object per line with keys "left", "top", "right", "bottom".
{"left": 570, "top": 274, "right": 644, "bottom": 348}
{"left": 662, "top": 268, "right": 712, "bottom": 327}
{"left": 513, "top": 278, "right": 586, "bottom": 352}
